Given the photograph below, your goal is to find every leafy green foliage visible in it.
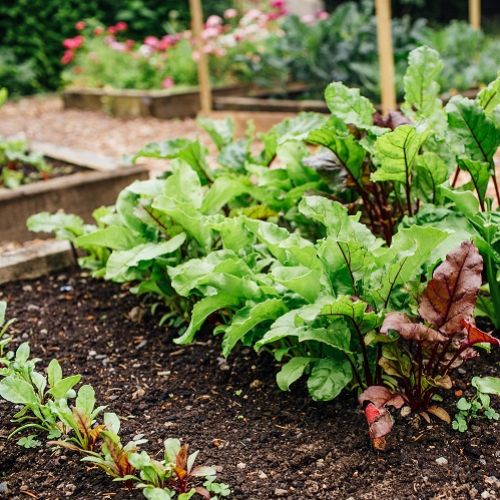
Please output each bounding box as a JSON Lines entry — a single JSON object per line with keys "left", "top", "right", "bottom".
{"left": 27, "top": 49, "right": 500, "bottom": 448}
{"left": 0, "top": 302, "right": 229, "bottom": 499}
{"left": 0, "top": 137, "right": 53, "bottom": 189}
{"left": 452, "top": 376, "right": 500, "bottom": 432}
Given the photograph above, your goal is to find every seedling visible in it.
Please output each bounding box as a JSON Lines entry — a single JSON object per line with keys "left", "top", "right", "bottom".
{"left": 452, "top": 376, "right": 500, "bottom": 432}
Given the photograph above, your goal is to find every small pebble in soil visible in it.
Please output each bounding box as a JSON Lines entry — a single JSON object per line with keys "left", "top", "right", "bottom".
{"left": 236, "top": 462, "right": 246, "bottom": 470}
{"left": 436, "top": 457, "right": 448, "bottom": 466}
{"left": 250, "top": 379, "right": 262, "bottom": 389}
{"left": 258, "top": 470, "right": 268, "bottom": 479}
{"left": 0, "top": 483, "right": 8, "bottom": 494}
{"left": 274, "top": 488, "right": 288, "bottom": 496}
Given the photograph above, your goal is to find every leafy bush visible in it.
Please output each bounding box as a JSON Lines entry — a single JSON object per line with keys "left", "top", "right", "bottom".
{"left": 28, "top": 46, "right": 500, "bottom": 447}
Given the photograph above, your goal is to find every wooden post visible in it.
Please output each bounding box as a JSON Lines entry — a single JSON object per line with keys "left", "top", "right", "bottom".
{"left": 375, "top": 0, "right": 396, "bottom": 115}
{"left": 469, "top": 0, "right": 481, "bottom": 30}
{"left": 189, "top": 0, "right": 212, "bottom": 114}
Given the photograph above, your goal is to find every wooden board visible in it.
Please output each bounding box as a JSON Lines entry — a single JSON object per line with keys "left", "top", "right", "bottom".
{"left": 62, "top": 85, "right": 248, "bottom": 119}
{"left": 0, "top": 145, "right": 148, "bottom": 242}
{"left": 0, "top": 240, "right": 74, "bottom": 284}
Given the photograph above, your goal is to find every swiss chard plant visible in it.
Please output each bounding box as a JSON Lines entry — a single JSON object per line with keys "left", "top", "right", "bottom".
{"left": 24, "top": 46, "right": 500, "bottom": 450}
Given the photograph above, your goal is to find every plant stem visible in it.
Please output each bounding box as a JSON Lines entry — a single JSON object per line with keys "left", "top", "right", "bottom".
{"left": 492, "top": 172, "right": 500, "bottom": 206}
{"left": 349, "top": 318, "right": 373, "bottom": 387}
{"left": 451, "top": 166, "right": 460, "bottom": 187}
{"left": 485, "top": 253, "right": 500, "bottom": 329}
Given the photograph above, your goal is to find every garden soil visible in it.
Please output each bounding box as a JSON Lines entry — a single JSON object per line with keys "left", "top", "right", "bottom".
{"left": 0, "top": 270, "right": 499, "bottom": 499}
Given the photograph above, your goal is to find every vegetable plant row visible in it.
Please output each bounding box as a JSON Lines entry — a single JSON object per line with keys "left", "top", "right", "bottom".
{"left": 0, "top": 302, "right": 230, "bottom": 499}
{"left": 29, "top": 47, "right": 500, "bottom": 449}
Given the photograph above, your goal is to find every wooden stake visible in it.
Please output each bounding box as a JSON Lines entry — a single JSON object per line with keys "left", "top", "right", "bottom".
{"left": 375, "top": 0, "right": 396, "bottom": 115}
{"left": 469, "top": 0, "right": 481, "bottom": 30}
{"left": 189, "top": 0, "right": 212, "bottom": 114}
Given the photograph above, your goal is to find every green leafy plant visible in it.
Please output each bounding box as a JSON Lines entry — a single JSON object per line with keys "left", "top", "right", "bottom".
{"left": 25, "top": 47, "right": 500, "bottom": 451}
{"left": 0, "top": 302, "right": 229, "bottom": 499}
{"left": 0, "top": 137, "right": 54, "bottom": 189}
{"left": 452, "top": 376, "right": 500, "bottom": 432}
{"left": 360, "top": 242, "right": 500, "bottom": 448}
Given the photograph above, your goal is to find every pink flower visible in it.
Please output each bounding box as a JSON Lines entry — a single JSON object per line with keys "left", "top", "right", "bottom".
{"left": 63, "top": 35, "right": 85, "bottom": 50}
{"left": 300, "top": 13, "right": 315, "bottom": 24}
{"left": 316, "top": 10, "right": 329, "bottom": 20}
{"left": 157, "top": 34, "right": 176, "bottom": 51}
{"left": 271, "top": 0, "right": 286, "bottom": 9}
{"left": 202, "top": 27, "right": 220, "bottom": 39}
{"left": 144, "top": 35, "right": 159, "bottom": 48}
{"left": 224, "top": 8, "right": 238, "bottom": 19}
{"left": 162, "top": 76, "right": 174, "bottom": 89}
{"left": 61, "top": 50, "right": 74, "bottom": 65}
{"left": 206, "top": 15, "right": 223, "bottom": 27}
{"left": 75, "top": 21, "right": 86, "bottom": 31}
{"left": 115, "top": 21, "right": 128, "bottom": 32}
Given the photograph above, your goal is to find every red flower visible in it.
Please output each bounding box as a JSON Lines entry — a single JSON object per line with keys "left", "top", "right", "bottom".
{"left": 115, "top": 21, "right": 128, "bottom": 32}
{"left": 75, "top": 21, "right": 86, "bottom": 31}
{"left": 93, "top": 26, "right": 104, "bottom": 36}
{"left": 61, "top": 50, "right": 74, "bottom": 65}
{"left": 63, "top": 35, "right": 84, "bottom": 50}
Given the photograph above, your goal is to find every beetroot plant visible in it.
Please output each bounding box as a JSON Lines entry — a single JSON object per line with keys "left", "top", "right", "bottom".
{"left": 360, "top": 241, "right": 500, "bottom": 449}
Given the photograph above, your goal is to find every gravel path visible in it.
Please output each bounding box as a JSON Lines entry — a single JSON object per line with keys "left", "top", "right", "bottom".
{"left": 0, "top": 95, "right": 291, "bottom": 175}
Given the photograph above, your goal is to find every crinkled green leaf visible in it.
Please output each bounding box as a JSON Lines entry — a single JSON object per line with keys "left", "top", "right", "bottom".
{"left": 307, "top": 356, "right": 352, "bottom": 401}
{"left": 324, "top": 82, "right": 375, "bottom": 129}
{"left": 105, "top": 234, "right": 186, "bottom": 281}
{"left": 307, "top": 127, "right": 365, "bottom": 182}
{"left": 372, "top": 125, "right": 428, "bottom": 183}
{"left": 175, "top": 293, "right": 242, "bottom": 345}
{"left": 477, "top": 73, "right": 500, "bottom": 116}
{"left": 27, "top": 212, "right": 85, "bottom": 242}
{"left": 197, "top": 117, "right": 234, "bottom": 151}
{"left": 402, "top": 46, "right": 443, "bottom": 120}
{"left": 221, "top": 299, "right": 287, "bottom": 356}
{"left": 457, "top": 157, "right": 490, "bottom": 204}
{"left": 446, "top": 96, "right": 500, "bottom": 164}
{"left": 276, "top": 357, "right": 313, "bottom": 392}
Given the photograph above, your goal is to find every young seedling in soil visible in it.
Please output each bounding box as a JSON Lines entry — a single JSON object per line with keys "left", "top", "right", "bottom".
{"left": 0, "top": 302, "right": 229, "bottom": 499}
{"left": 452, "top": 376, "right": 500, "bottom": 432}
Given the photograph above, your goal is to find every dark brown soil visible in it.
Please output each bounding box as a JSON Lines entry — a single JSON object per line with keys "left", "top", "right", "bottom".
{"left": 0, "top": 270, "right": 499, "bottom": 500}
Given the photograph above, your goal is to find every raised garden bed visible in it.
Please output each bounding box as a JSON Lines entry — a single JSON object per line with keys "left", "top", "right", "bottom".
{"left": 213, "top": 87, "right": 481, "bottom": 114}
{"left": 0, "top": 270, "right": 498, "bottom": 498}
{"left": 0, "top": 142, "right": 148, "bottom": 242}
{"left": 62, "top": 85, "right": 250, "bottom": 119}
{"left": 61, "top": 83, "right": 313, "bottom": 119}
